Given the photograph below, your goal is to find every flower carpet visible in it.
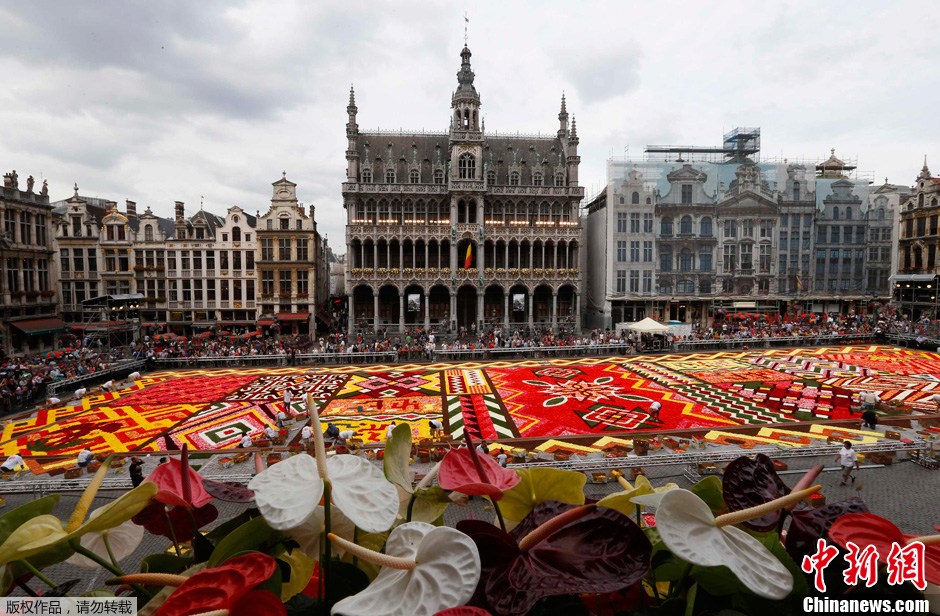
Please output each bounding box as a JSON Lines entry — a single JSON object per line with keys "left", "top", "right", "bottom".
{"left": 5, "top": 345, "right": 940, "bottom": 470}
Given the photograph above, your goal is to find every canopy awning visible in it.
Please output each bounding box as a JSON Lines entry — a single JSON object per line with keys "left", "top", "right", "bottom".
{"left": 257, "top": 319, "right": 276, "bottom": 326}
{"left": 191, "top": 321, "right": 217, "bottom": 328}
{"left": 890, "top": 274, "right": 937, "bottom": 282}
{"left": 218, "top": 320, "right": 256, "bottom": 326}
{"left": 277, "top": 312, "right": 310, "bottom": 321}
{"left": 626, "top": 317, "right": 669, "bottom": 333}
{"left": 11, "top": 318, "right": 67, "bottom": 336}
{"left": 142, "top": 322, "right": 167, "bottom": 328}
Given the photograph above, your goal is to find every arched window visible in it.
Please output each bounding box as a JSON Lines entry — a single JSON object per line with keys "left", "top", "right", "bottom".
{"left": 433, "top": 169, "right": 444, "bottom": 184}
{"left": 793, "top": 182, "right": 801, "bottom": 201}
{"left": 933, "top": 197, "right": 939, "bottom": 207}
{"left": 362, "top": 169, "right": 372, "bottom": 183}
{"left": 878, "top": 208, "right": 885, "bottom": 220}
{"left": 385, "top": 169, "right": 396, "bottom": 183}
{"left": 410, "top": 169, "right": 420, "bottom": 184}
{"left": 458, "top": 153, "right": 476, "bottom": 179}
{"left": 845, "top": 207, "right": 853, "bottom": 220}
{"left": 462, "top": 109, "right": 470, "bottom": 129}
{"left": 510, "top": 171, "right": 520, "bottom": 186}
{"left": 631, "top": 191, "right": 640, "bottom": 204}
{"left": 700, "top": 216, "right": 713, "bottom": 237}
{"left": 619, "top": 195, "right": 624, "bottom": 204}
{"left": 646, "top": 197, "right": 652, "bottom": 205}
{"left": 554, "top": 172, "right": 565, "bottom": 187}
{"left": 144, "top": 225, "right": 153, "bottom": 242}
{"left": 661, "top": 216, "right": 673, "bottom": 235}
{"left": 533, "top": 172, "right": 543, "bottom": 186}
{"left": 679, "top": 248, "right": 693, "bottom": 272}
{"left": 486, "top": 170, "right": 496, "bottom": 185}
{"left": 680, "top": 215, "right": 693, "bottom": 234}
{"left": 232, "top": 226, "right": 241, "bottom": 242}
{"left": 833, "top": 207, "right": 840, "bottom": 220}
{"left": 919, "top": 194, "right": 925, "bottom": 207}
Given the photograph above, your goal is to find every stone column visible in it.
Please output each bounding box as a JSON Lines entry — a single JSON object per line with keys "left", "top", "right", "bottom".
{"left": 373, "top": 293, "right": 379, "bottom": 334}
{"left": 551, "top": 290, "right": 558, "bottom": 332}
{"left": 373, "top": 242, "right": 378, "bottom": 269}
{"left": 398, "top": 242, "right": 403, "bottom": 271}
{"left": 398, "top": 292, "right": 405, "bottom": 333}
{"left": 477, "top": 292, "right": 484, "bottom": 331}
{"left": 574, "top": 293, "right": 581, "bottom": 331}
{"left": 423, "top": 292, "right": 430, "bottom": 331}
{"left": 348, "top": 293, "right": 356, "bottom": 335}
{"left": 503, "top": 293, "right": 510, "bottom": 332}
{"left": 527, "top": 290, "right": 534, "bottom": 331}
{"left": 450, "top": 291, "right": 457, "bottom": 332}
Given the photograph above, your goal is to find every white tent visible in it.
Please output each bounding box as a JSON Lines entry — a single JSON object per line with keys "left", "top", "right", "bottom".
{"left": 626, "top": 317, "right": 670, "bottom": 333}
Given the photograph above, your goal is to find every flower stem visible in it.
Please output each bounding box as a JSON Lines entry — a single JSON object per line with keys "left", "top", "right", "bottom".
{"left": 323, "top": 479, "right": 333, "bottom": 609}
{"left": 69, "top": 539, "right": 152, "bottom": 598}
{"left": 406, "top": 493, "right": 417, "bottom": 523}
{"left": 518, "top": 505, "right": 595, "bottom": 551}
{"left": 488, "top": 496, "right": 507, "bottom": 532}
{"left": 102, "top": 533, "right": 119, "bottom": 570}
{"left": 907, "top": 534, "right": 940, "bottom": 546}
{"left": 163, "top": 509, "right": 182, "bottom": 557}
{"left": 16, "top": 560, "right": 56, "bottom": 589}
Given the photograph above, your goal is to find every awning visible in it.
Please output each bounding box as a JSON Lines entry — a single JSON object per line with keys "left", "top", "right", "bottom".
{"left": 277, "top": 312, "right": 310, "bottom": 322}
{"left": 890, "top": 274, "right": 936, "bottom": 282}
{"left": 191, "top": 321, "right": 217, "bottom": 328}
{"left": 257, "top": 319, "right": 275, "bottom": 326}
{"left": 218, "top": 320, "right": 256, "bottom": 326}
{"left": 11, "top": 318, "right": 67, "bottom": 336}
{"left": 142, "top": 322, "right": 167, "bottom": 328}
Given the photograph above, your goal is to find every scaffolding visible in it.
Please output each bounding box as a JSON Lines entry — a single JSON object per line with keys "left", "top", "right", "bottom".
{"left": 645, "top": 127, "right": 761, "bottom": 164}
{"left": 77, "top": 294, "right": 143, "bottom": 353}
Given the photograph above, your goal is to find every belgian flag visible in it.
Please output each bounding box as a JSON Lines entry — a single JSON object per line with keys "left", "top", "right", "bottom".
{"left": 464, "top": 244, "right": 473, "bottom": 269}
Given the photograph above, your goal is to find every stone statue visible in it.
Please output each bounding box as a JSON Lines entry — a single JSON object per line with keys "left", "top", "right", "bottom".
{"left": 26, "top": 175, "right": 34, "bottom": 193}
{"left": 9, "top": 170, "right": 17, "bottom": 190}
{"left": 40, "top": 180, "right": 48, "bottom": 196}
{"left": 0, "top": 231, "right": 12, "bottom": 249}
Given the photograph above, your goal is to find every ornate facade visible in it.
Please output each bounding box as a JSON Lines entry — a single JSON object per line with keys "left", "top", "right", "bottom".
{"left": 343, "top": 46, "right": 583, "bottom": 334}
{"left": 895, "top": 159, "right": 940, "bottom": 318}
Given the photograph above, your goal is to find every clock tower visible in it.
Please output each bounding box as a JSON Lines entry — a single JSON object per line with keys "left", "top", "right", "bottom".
{"left": 271, "top": 172, "right": 298, "bottom": 203}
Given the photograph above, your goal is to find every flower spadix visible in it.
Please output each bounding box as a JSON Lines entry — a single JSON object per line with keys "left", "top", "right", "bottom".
{"left": 597, "top": 473, "right": 677, "bottom": 514}
{"left": 328, "top": 522, "right": 481, "bottom": 616}
{"left": 248, "top": 395, "right": 398, "bottom": 540}
{"left": 656, "top": 485, "right": 822, "bottom": 600}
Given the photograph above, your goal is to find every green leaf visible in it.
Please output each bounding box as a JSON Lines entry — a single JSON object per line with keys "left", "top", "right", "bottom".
{"left": 690, "top": 564, "right": 746, "bottom": 597}
{"left": 500, "top": 467, "right": 585, "bottom": 525}
{"left": 326, "top": 560, "right": 370, "bottom": 604}
{"left": 191, "top": 531, "right": 214, "bottom": 564}
{"left": 140, "top": 553, "right": 193, "bottom": 574}
{"left": 277, "top": 546, "right": 317, "bottom": 601}
{"left": 651, "top": 546, "right": 688, "bottom": 582}
{"left": 383, "top": 423, "right": 414, "bottom": 494}
{"left": 204, "top": 508, "right": 257, "bottom": 544}
{"left": 0, "top": 495, "right": 59, "bottom": 545}
{"left": 684, "top": 583, "right": 698, "bottom": 616}
{"left": 80, "top": 483, "right": 157, "bottom": 535}
{"left": 757, "top": 533, "right": 809, "bottom": 596}
{"left": 207, "top": 516, "right": 279, "bottom": 568}
{"left": 690, "top": 475, "right": 725, "bottom": 516}
{"left": 409, "top": 487, "right": 451, "bottom": 524}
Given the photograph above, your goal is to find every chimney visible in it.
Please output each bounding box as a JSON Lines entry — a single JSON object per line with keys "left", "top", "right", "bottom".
{"left": 175, "top": 201, "right": 185, "bottom": 222}
{"left": 125, "top": 200, "right": 137, "bottom": 219}
{"left": 106, "top": 200, "right": 117, "bottom": 213}
{"left": 309, "top": 204, "right": 316, "bottom": 219}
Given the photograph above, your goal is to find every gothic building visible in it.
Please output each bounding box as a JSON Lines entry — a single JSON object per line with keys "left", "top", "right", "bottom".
{"left": 343, "top": 46, "right": 583, "bottom": 334}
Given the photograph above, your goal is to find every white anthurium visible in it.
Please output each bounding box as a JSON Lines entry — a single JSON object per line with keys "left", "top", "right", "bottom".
{"left": 65, "top": 507, "right": 144, "bottom": 569}
{"left": 248, "top": 453, "right": 398, "bottom": 536}
{"left": 329, "top": 522, "right": 481, "bottom": 616}
{"left": 656, "top": 485, "right": 821, "bottom": 600}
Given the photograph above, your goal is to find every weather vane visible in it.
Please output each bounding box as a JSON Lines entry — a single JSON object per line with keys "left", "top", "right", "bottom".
{"left": 464, "top": 12, "right": 469, "bottom": 45}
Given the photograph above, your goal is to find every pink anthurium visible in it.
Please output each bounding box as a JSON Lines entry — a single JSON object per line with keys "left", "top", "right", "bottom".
{"left": 829, "top": 513, "right": 940, "bottom": 586}
{"left": 145, "top": 446, "right": 213, "bottom": 509}
{"left": 457, "top": 503, "right": 651, "bottom": 616}
{"left": 439, "top": 447, "right": 520, "bottom": 500}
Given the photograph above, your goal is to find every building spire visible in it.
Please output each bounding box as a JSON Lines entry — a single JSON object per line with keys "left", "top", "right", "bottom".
{"left": 558, "top": 92, "right": 569, "bottom": 138}
{"left": 348, "top": 84, "right": 356, "bottom": 109}
{"left": 570, "top": 115, "right": 578, "bottom": 141}
{"left": 464, "top": 12, "right": 469, "bottom": 46}
{"left": 560, "top": 92, "right": 567, "bottom": 117}
{"left": 919, "top": 155, "right": 932, "bottom": 180}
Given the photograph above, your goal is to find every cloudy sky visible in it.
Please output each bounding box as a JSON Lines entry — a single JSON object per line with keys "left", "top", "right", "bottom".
{"left": 2, "top": 1, "right": 938, "bottom": 254}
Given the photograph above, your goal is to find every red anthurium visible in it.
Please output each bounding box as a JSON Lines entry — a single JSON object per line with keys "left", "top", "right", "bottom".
{"left": 146, "top": 448, "right": 213, "bottom": 509}
{"left": 829, "top": 513, "right": 940, "bottom": 586}
{"left": 433, "top": 608, "right": 493, "bottom": 616}
{"left": 439, "top": 447, "right": 520, "bottom": 499}
{"left": 457, "top": 504, "right": 651, "bottom": 616}
{"left": 785, "top": 497, "right": 869, "bottom": 563}
{"left": 153, "top": 552, "right": 283, "bottom": 616}
{"left": 132, "top": 500, "right": 218, "bottom": 542}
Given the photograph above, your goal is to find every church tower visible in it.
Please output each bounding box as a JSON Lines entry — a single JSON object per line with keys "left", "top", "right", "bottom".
{"left": 451, "top": 46, "right": 481, "bottom": 132}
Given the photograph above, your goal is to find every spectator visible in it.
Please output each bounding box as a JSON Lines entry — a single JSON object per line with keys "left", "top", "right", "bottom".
{"left": 0, "top": 452, "right": 24, "bottom": 473}
{"left": 239, "top": 431, "right": 252, "bottom": 448}
{"left": 300, "top": 424, "right": 313, "bottom": 449}
{"left": 129, "top": 457, "right": 144, "bottom": 488}
{"left": 496, "top": 448, "right": 509, "bottom": 467}
{"left": 264, "top": 425, "right": 278, "bottom": 440}
{"left": 386, "top": 422, "right": 397, "bottom": 439}
{"left": 76, "top": 448, "right": 95, "bottom": 468}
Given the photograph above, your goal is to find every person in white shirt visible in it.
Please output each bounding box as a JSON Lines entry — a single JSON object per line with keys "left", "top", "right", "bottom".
{"left": 428, "top": 419, "right": 444, "bottom": 437}
{"left": 337, "top": 429, "right": 355, "bottom": 445}
{"left": 836, "top": 441, "right": 859, "bottom": 486}
{"left": 283, "top": 390, "right": 293, "bottom": 413}
{"left": 0, "top": 453, "right": 24, "bottom": 473}
{"left": 264, "top": 425, "right": 278, "bottom": 440}
{"left": 74, "top": 388, "right": 87, "bottom": 399}
{"left": 300, "top": 424, "right": 313, "bottom": 449}
{"left": 276, "top": 409, "right": 288, "bottom": 429}
{"left": 386, "top": 422, "right": 397, "bottom": 439}
{"left": 101, "top": 380, "right": 114, "bottom": 392}
{"left": 77, "top": 448, "right": 95, "bottom": 468}
{"left": 496, "top": 448, "right": 509, "bottom": 467}
{"left": 239, "top": 432, "right": 253, "bottom": 448}
{"left": 648, "top": 401, "right": 663, "bottom": 423}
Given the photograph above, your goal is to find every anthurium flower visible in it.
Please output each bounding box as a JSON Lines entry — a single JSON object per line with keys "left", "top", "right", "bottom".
{"left": 655, "top": 486, "right": 820, "bottom": 600}
{"left": 597, "top": 474, "right": 677, "bottom": 515}
{"left": 132, "top": 501, "right": 219, "bottom": 542}
{"left": 248, "top": 453, "right": 398, "bottom": 537}
{"left": 146, "top": 447, "right": 213, "bottom": 509}
{"left": 457, "top": 504, "right": 651, "bottom": 616}
{"left": 439, "top": 447, "right": 519, "bottom": 500}
{"left": 329, "top": 522, "right": 481, "bottom": 616}
{"left": 65, "top": 507, "right": 144, "bottom": 569}
{"left": 785, "top": 497, "right": 869, "bottom": 563}
{"left": 722, "top": 454, "right": 823, "bottom": 532}
{"left": 499, "top": 468, "right": 586, "bottom": 530}
{"left": 829, "top": 513, "right": 940, "bottom": 586}
{"left": 152, "top": 552, "right": 284, "bottom": 616}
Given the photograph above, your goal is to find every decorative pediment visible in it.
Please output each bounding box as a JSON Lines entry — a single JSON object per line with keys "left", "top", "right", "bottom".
{"left": 666, "top": 164, "right": 708, "bottom": 183}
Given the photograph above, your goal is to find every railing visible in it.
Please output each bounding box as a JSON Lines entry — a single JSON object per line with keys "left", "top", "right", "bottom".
{"left": 673, "top": 333, "right": 875, "bottom": 352}
{"left": 46, "top": 359, "right": 146, "bottom": 396}
{"left": 153, "top": 352, "right": 399, "bottom": 369}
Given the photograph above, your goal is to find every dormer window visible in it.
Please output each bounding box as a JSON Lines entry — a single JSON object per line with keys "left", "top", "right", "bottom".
{"left": 486, "top": 170, "right": 496, "bottom": 185}
{"left": 195, "top": 228, "right": 205, "bottom": 239}
{"left": 681, "top": 185, "right": 692, "bottom": 204}
{"left": 793, "top": 182, "right": 801, "bottom": 201}
{"left": 510, "top": 171, "right": 520, "bottom": 186}
{"left": 280, "top": 218, "right": 290, "bottom": 230}
{"left": 631, "top": 191, "right": 639, "bottom": 204}
{"left": 232, "top": 227, "right": 241, "bottom": 242}
{"left": 433, "top": 169, "right": 444, "bottom": 184}
{"left": 554, "top": 173, "right": 565, "bottom": 187}
{"left": 458, "top": 153, "right": 476, "bottom": 179}
{"left": 362, "top": 169, "right": 372, "bottom": 183}
{"left": 410, "top": 169, "right": 420, "bottom": 183}
{"left": 533, "top": 172, "right": 543, "bottom": 186}
{"left": 385, "top": 169, "right": 396, "bottom": 183}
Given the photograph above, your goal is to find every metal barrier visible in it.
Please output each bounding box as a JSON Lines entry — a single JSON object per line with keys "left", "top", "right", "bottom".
{"left": 674, "top": 334, "right": 875, "bottom": 352}
{"left": 153, "top": 351, "right": 400, "bottom": 369}
{"left": 46, "top": 360, "right": 146, "bottom": 396}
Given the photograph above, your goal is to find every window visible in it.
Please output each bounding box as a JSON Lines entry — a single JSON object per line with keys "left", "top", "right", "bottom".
{"left": 793, "top": 182, "right": 801, "bottom": 201}
{"left": 279, "top": 218, "right": 290, "bottom": 231}
{"left": 642, "top": 271, "right": 652, "bottom": 293}
{"left": 677, "top": 280, "right": 694, "bottom": 293}
{"left": 724, "top": 220, "right": 736, "bottom": 237}
{"left": 206, "top": 251, "right": 215, "bottom": 270}
{"left": 741, "top": 244, "right": 753, "bottom": 270}
{"left": 759, "top": 244, "right": 771, "bottom": 272}
{"left": 458, "top": 153, "right": 476, "bottom": 179}
{"left": 385, "top": 169, "right": 396, "bottom": 183}
{"left": 145, "top": 225, "right": 153, "bottom": 241}
{"left": 220, "top": 251, "right": 229, "bottom": 269}
{"left": 878, "top": 208, "right": 885, "bottom": 220}
{"left": 261, "top": 271, "right": 274, "bottom": 296}
{"left": 615, "top": 270, "right": 626, "bottom": 293}
{"left": 723, "top": 244, "right": 737, "bottom": 271}
{"left": 19, "top": 213, "right": 31, "bottom": 244}
{"left": 297, "top": 270, "right": 309, "bottom": 296}
{"left": 742, "top": 219, "right": 754, "bottom": 238}
{"left": 167, "top": 251, "right": 176, "bottom": 270}
{"left": 699, "top": 279, "right": 711, "bottom": 294}
{"left": 630, "top": 241, "right": 640, "bottom": 262}
{"left": 679, "top": 248, "right": 693, "bottom": 272}
{"left": 616, "top": 212, "right": 627, "bottom": 233}
{"left": 619, "top": 195, "right": 625, "bottom": 204}
{"left": 487, "top": 170, "right": 496, "bottom": 185}
{"left": 73, "top": 250, "right": 84, "bottom": 272}
{"left": 70, "top": 215, "right": 81, "bottom": 237}
{"left": 661, "top": 217, "right": 673, "bottom": 236}
{"left": 616, "top": 241, "right": 627, "bottom": 262}
{"left": 533, "top": 172, "right": 543, "bottom": 186}
{"left": 815, "top": 249, "right": 826, "bottom": 275}
{"left": 510, "top": 171, "right": 520, "bottom": 186}
{"left": 680, "top": 215, "right": 693, "bottom": 234}
{"left": 261, "top": 239, "right": 274, "bottom": 260}
{"left": 681, "top": 185, "right": 692, "bottom": 204}
{"left": 700, "top": 217, "right": 713, "bottom": 237}
{"left": 760, "top": 220, "right": 772, "bottom": 238}
{"left": 192, "top": 250, "right": 202, "bottom": 271}
{"left": 410, "top": 169, "right": 420, "bottom": 183}
{"left": 433, "top": 169, "right": 444, "bottom": 184}
{"left": 554, "top": 173, "right": 565, "bottom": 187}
{"left": 643, "top": 213, "right": 653, "bottom": 233}
{"left": 845, "top": 207, "right": 853, "bottom": 220}
{"left": 362, "top": 169, "right": 372, "bottom": 183}
{"left": 699, "top": 251, "right": 712, "bottom": 272}
{"left": 631, "top": 191, "right": 640, "bottom": 205}
{"left": 232, "top": 226, "right": 241, "bottom": 242}
{"left": 831, "top": 227, "right": 840, "bottom": 243}
{"left": 297, "top": 239, "right": 308, "bottom": 261}
{"left": 233, "top": 250, "right": 241, "bottom": 270}
{"left": 630, "top": 271, "right": 640, "bottom": 292}
{"left": 279, "top": 271, "right": 292, "bottom": 296}
{"left": 279, "top": 238, "right": 291, "bottom": 260}
{"left": 660, "top": 247, "right": 673, "bottom": 272}
{"left": 833, "top": 207, "right": 840, "bottom": 220}
{"left": 630, "top": 213, "right": 640, "bottom": 233}
{"left": 60, "top": 249, "right": 69, "bottom": 273}
{"left": 266, "top": 219, "right": 273, "bottom": 230}
{"left": 220, "top": 280, "right": 228, "bottom": 302}
{"left": 643, "top": 241, "right": 653, "bottom": 262}
{"left": 246, "top": 251, "right": 254, "bottom": 270}
{"left": 246, "top": 279, "right": 255, "bottom": 300}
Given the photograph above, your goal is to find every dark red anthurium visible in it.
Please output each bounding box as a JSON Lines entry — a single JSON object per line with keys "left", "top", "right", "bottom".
{"left": 829, "top": 513, "right": 940, "bottom": 585}
{"left": 153, "top": 552, "right": 283, "bottom": 616}
{"left": 439, "top": 435, "right": 519, "bottom": 500}
{"left": 131, "top": 500, "right": 218, "bottom": 542}
{"left": 146, "top": 446, "right": 213, "bottom": 509}
{"left": 723, "top": 453, "right": 821, "bottom": 532}
{"left": 457, "top": 503, "right": 651, "bottom": 616}
{"left": 433, "top": 607, "right": 493, "bottom": 616}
